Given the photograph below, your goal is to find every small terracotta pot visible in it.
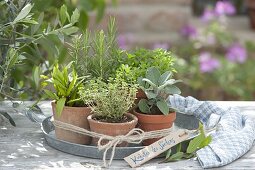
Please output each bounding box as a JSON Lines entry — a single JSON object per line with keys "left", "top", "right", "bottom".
{"left": 133, "top": 109, "right": 176, "bottom": 146}
{"left": 87, "top": 113, "right": 138, "bottom": 147}
{"left": 52, "top": 102, "right": 92, "bottom": 144}
{"left": 135, "top": 88, "right": 147, "bottom": 104}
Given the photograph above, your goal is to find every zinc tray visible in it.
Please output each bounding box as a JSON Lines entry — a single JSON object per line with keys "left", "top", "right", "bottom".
{"left": 41, "top": 116, "right": 148, "bottom": 159}
{"left": 41, "top": 116, "right": 195, "bottom": 160}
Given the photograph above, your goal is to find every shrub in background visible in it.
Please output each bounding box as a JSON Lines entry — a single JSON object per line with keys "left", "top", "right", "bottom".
{"left": 0, "top": 0, "right": 109, "bottom": 100}
{"left": 174, "top": 0, "right": 255, "bottom": 100}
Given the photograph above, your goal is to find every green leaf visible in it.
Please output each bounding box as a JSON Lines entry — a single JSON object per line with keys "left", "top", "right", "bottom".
{"left": 0, "top": 111, "right": 16, "bottom": 126}
{"left": 158, "top": 79, "right": 182, "bottom": 91}
{"left": 71, "top": 8, "right": 80, "bottom": 24}
{"left": 56, "top": 98, "right": 66, "bottom": 117}
{"left": 165, "top": 149, "right": 171, "bottom": 159}
{"left": 156, "top": 100, "right": 169, "bottom": 115}
{"left": 43, "top": 89, "right": 59, "bottom": 100}
{"left": 52, "top": 79, "right": 67, "bottom": 92}
{"left": 72, "top": 77, "right": 85, "bottom": 92}
{"left": 78, "top": 11, "right": 88, "bottom": 31}
{"left": 13, "top": 3, "right": 33, "bottom": 23}
{"left": 176, "top": 143, "right": 182, "bottom": 152}
{"left": 146, "top": 67, "right": 161, "bottom": 85}
{"left": 142, "top": 78, "right": 157, "bottom": 88}
{"left": 32, "top": 66, "right": 40, "bottom": 89}
{"left": 31, "top": 12, "right": 44, "bottom": 35}
{"left": 96, "top": 0, "right": 106, "bottom": 22}
{"left": 164, "top": 85, "right": 181, "bottom": 95}
{"left": 186, "top": 134, "right": 204, "bottom": 153}
{"left": 52, "top": 72, "right": 64, "bottom": 84}
{"left": 158, "top": 71, "right": 172, "bottom": 85}
{"left": 182, "top": 153, "right": 195, "bottom": 159}
{"left": 57, "top": 32, "right": 65, "bottom": 43}
{"left": 138, "top": 77, "right": 145, "bottom": 87}
{"left": 161, "top": 79, "right": 182, "bottom": 86}
{"left": 198, "top": 122, "right": 205, "bottom": 137}
{"left": 19, "top": 19, "right": 38, "bottom": 24}
{"left": 66, "top": 72, "right": 77, "bottom": 95}
{"left": 7, "top": 48, "right": 18, "bottom": 68}
{"left": 62, "top": 26, "right": 79, "bottom": 35}
{"left": 63, "top": 66, "right": 69, "bottom": 84}
{"left": 138, "top": 99, "right": 150, "bottom": 113}
{"left": 167, "top": 152, "right": 184, "bottom": 161}
{"left": 145, "top": 90, "right": 157, "bottom": 99}
{"left": 60, "top": 5, "right": 68, "bottom": 25}
{"left": 199, "top": 135, "right": 212, "bottom": 148}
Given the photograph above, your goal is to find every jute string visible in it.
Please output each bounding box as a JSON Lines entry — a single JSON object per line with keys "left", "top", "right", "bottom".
{"left": 53, "top": 120, "right": 193, "bottom": 167}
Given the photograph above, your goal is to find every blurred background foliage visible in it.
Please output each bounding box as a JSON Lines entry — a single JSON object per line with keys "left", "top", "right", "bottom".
{"left": 174, "top": 0, "right": 255, "bottom": 100}
{"left": 1, "top": 0, "right": 255, "bottom": 101}
{"left": 0, "top": 0, "right": 113, "bottom": 100}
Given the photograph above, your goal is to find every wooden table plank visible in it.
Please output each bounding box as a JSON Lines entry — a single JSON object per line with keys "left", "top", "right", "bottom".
{"left": 0, "top": 101, "right": 255, "bottom": 170}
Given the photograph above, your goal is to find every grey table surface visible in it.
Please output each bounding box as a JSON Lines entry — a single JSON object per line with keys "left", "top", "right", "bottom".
{"left": 0, "top": 101, "right": 255, "bottom": 170}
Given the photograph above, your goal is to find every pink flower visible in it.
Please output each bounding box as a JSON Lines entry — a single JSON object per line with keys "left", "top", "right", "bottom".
{"left": 226, "top": 43, "right": 247, "bottom": 63}
{"left": 199, "top": 52, "right": 221, "bottom": 73}
{"left": 180, "top": 25, "right": 197, "bottom": 39}
{"left": 201, "top": 7, "right": 215, "bottom": 22}
{"left": 214, "top": 1, "right": 236, "bottom": 16}
{"left": 117, "top": 34, "right": 134, "bottom": 50}
{"left": 117, "top": 35, "right": 128, "bottom": 50}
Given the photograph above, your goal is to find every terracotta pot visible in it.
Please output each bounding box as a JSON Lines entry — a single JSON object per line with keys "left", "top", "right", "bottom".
{"left": 52, "top": 102, "right": 92, "bottom": 144}
{"left": 133, "top": 109, "right": 176, "bottom": 146}
{"left": 135, "top": 88, "right": 147, "bottom": 104}
{"left": 87, "top": 113, "right": 138, "bottom": 147}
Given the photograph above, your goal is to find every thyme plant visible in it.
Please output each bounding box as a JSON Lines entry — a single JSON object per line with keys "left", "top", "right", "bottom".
{"left": 80, "top": 77, "right": 137, "bottom": 122}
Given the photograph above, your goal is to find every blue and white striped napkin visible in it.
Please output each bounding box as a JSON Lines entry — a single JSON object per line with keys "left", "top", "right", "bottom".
{"left": 168, "top": 94, "right": 255, "bottom": 168}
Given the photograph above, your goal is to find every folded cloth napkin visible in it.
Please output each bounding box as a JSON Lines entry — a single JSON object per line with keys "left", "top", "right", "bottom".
{"left": 168, "top": 94, "right": 255, "bottom": 169}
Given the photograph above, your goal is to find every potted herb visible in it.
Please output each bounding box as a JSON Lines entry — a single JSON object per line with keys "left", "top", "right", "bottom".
{"left": 41, "top": 63, "right": 91, "bottom": 144}
{"left": 133, "top": 67, "right": 182, "bottom": 145}
{"left": 116, "top": 48, "right": 176, "bottom": 101}
{"left": 80, "top": 77, "right": 138, "bottom": 146}
{"left": 68, "top": 18, "right": 124, "bottom": 82}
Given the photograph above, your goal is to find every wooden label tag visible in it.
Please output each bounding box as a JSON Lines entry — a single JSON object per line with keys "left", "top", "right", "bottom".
{"left": 124, "top": 129, "right": 189, "bottom": 168}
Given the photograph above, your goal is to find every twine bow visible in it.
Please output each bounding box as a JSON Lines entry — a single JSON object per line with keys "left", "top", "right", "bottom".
{"left": 97, "top": 128, "right": 145, "bottom": 167}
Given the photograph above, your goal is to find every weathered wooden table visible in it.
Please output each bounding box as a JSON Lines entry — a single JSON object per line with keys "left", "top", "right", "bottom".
{"left": 0, "top": 101, "right": 255, "bottom": 170}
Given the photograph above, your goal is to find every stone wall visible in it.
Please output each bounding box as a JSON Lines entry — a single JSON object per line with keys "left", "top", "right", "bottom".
{"left": 89, "top": 0, "right": 252, "bottom": 48}
{"left": 89, "top": 0, "right": 192, "bottom": 48}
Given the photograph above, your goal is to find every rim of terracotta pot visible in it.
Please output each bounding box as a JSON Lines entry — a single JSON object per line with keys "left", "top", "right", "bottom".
{"left": 51, "top": 101, "right": 91, "bottom": 111}
{"left": 87, "top": 113, "right": 138, "bottom": 126}
{"left": 133, "top": 109, "right": 176, "bottom": 124}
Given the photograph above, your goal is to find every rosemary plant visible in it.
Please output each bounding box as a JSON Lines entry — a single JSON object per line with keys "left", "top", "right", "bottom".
{"left": 68, "top": 18, "right": 123, "bottom": 81}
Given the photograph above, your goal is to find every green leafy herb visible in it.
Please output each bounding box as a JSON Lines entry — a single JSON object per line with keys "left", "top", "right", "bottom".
{"left": 80, "top": 77, "right": 137, "bottom": 122}
{"left": 41, "top": 63, "right": 87, "bottom": 117}
{"left": 163, "top": 123, "right": 212, "bottom": 162}
{"left": 137, "top": 67, "right": 182, "bottom": 115}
